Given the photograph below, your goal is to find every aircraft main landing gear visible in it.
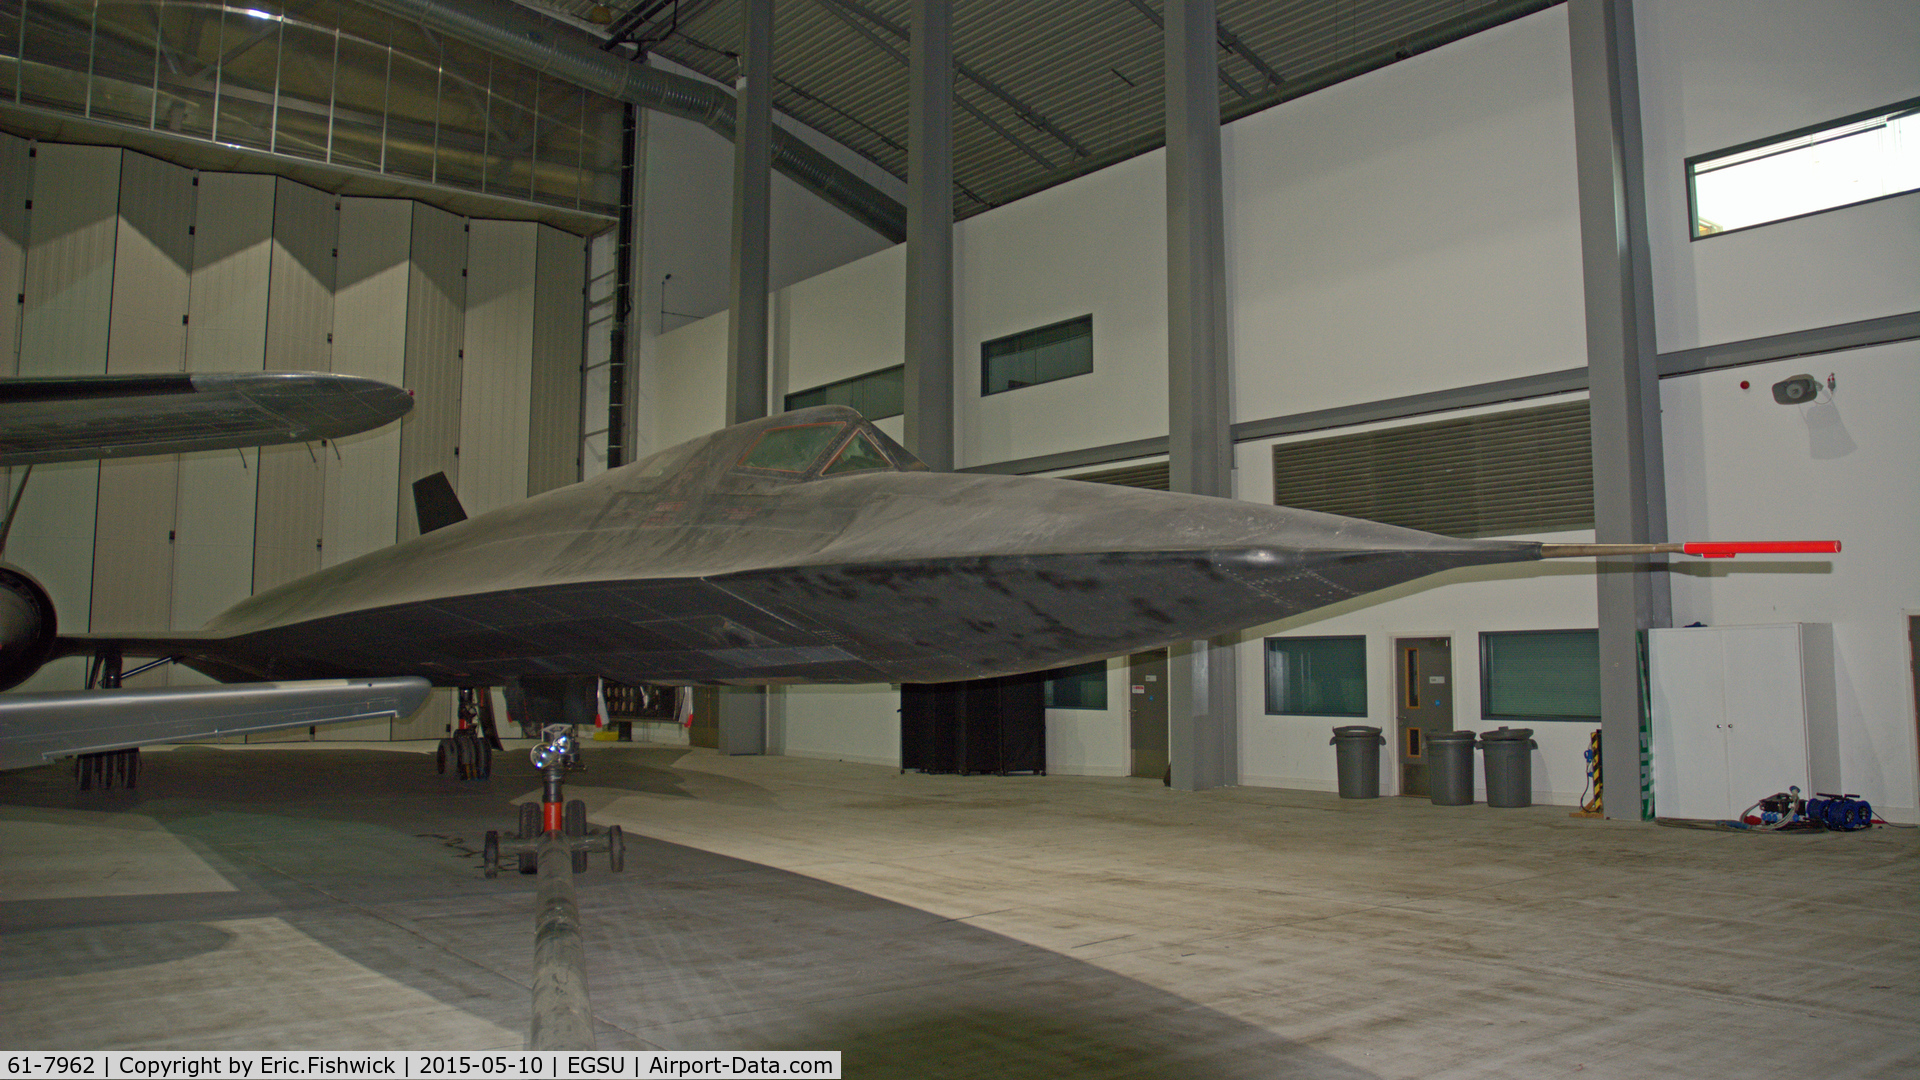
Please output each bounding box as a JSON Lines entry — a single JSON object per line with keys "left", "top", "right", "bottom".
{"left": 482, "top": 725, "right": 624, "bottom": 879}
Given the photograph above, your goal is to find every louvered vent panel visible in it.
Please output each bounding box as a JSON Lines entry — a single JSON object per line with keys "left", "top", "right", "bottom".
{"left": 1066, "top": 461, "right": 1171, "bottom": 490}
{"left": 1272, "top": 402, "right": 1592, "bottom": 538}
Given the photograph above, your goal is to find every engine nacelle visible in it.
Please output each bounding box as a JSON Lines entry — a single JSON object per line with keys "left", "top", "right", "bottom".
{"left": 0, "top": 564, "right": 57, "bottom": 692}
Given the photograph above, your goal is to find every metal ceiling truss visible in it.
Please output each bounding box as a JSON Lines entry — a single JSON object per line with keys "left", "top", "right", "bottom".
{"left": 491, "top": 0, "right": 1563, "bottom": 223}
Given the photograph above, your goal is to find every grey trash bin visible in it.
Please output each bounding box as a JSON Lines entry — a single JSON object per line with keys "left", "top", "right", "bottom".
{"left": 1479, "top": 726, "right": 1538, "bottom": 808}
{"left": 1329, "top": 725, "right": 1385, "bottom": 799}
{"left": 1426, "top": 729, "right": 1477, "bottom": 806}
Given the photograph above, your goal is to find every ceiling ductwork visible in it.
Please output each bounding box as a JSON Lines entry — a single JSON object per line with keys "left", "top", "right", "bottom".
{"left": 358, "top": 0, "right": 907, "bottom": 242}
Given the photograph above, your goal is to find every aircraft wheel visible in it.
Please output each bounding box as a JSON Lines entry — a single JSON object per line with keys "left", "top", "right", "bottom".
{"left": 518, "top": 802, "right": 541, "bottom": 840}
{"left": 474, "top": 737, "right": 492, "bottom": 780}
{"left": 483, "top": 830, "right": 499, "bottom": 879}
{"left": 517, "top": 850, "right": 538, "bottom": 875}
{"left": 571, "top": 846, "right": 589, "bottom": 874}
{"left": 435, "top": 740, "right": 448, "bottom": 775}
{"left": 607, "top": 825, "right": 624, "bottom": 874}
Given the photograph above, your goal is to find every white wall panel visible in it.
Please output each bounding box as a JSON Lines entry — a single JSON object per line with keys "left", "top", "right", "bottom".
{"left": 1662, "top": 344, "right": 1920, "bottom": 819}
{"left": 252, "top": 179, "right": 335, "bottom": 594}
{"left": 955, "top": 155, "right": 1168, "bottom": 467}
{"left": 778, "top": 685, "right": 900, "bottom": 767}
{"left": 653, "top": 315, "right": 728, "bottom": 449}
{"left": 326, "top": 197, "right": 411, "bottom": 567}
{"left": 1222, "top": 9, "right": 1583, "bottom": 427}
{"left": 91, "top": 153, "right": 194, "bottom": 668}
{"left": 780, "top": 244, "right": 906, "bottom": 401}
{"left": 1045, "top": 658, "right": 1129, "bottom": 777}
{"left": 12, "top": 145, "right": 121, "bottom": 690}
{"left": 173, "top": 173, "right": 275, "bottom": 637}
{"left": 1639, "top": 0, "right": 1920, "bottom": 352}
{"left": 398, "top": 203, "right": 466, "bottom": 541}
{"left": 460, "top": 219, "right": 536, "bottom": 517}
{"left": 528, "top": 224, "right": 583, "bottom": 496}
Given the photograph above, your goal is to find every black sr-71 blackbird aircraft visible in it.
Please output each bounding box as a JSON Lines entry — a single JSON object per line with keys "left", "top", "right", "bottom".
{"left": 0, "top": 404, "right": 1835, "bottom": 772}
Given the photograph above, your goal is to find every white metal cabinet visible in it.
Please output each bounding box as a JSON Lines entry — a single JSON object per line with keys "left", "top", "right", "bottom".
{"left": 1649, "top": 623, "right": 1838, "bottom": 820}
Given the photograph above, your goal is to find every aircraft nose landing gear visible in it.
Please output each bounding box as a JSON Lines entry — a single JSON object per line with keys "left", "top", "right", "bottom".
{"left": 482, "top": 725, "right": 624, "bottom": 879}
{"left": 437, "top": 687, "right": 504, "bottom": 780}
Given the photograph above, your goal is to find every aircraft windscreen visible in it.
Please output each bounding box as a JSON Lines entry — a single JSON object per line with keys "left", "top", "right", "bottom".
{"left": 740, "top": 422, "right": 845, "bottom": 472}
{"left": 823, "top": 432, "right": 891, "bottom": 475}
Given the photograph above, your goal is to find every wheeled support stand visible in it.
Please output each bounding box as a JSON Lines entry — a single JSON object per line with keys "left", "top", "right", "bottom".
{"left": 482, "top": 725, "right": 624, "bottom": 879}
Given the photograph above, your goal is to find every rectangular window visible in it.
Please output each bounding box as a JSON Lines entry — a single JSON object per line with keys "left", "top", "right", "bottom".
{"left": 1688, "top": 98, "right": 1920, "bottom": 238}
{"left": 1265, "top": 636, "right": 1367, "bottom": 717}
{"left": 981, "top": 315, "right": 1092, "bottom": 396}
{"left": 1481, "top": 630, "right": 1601, "bottom": 722}
{"left": 1043, "top": 659, "right": 1108, "bottom": 710}
{"left": 784, "top": 365, "right": 905, "bottom": 421}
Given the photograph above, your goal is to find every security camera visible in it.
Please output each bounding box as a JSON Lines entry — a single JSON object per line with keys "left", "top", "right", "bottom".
{"left": 1771, "top": 375, "right": 1819, "bottom": 405}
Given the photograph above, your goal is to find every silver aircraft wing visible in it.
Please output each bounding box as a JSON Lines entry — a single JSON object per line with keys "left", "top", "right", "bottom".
{"left": 0, "top": 676, "right": 434, "bottom": 770}
{"left": 0, "top": 372, "right": 413, "bottom": 466}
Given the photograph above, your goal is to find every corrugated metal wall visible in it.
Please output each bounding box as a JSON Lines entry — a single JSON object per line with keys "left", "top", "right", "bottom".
{"left": 460, "top": 220, "right": 538, "bottom": 518}
{"left": 1, "top": 143, "right": 594, "bottom": 743}
{"left": 175, "top": 174, "right": 273, "bottom": 641}
{"left": 90, "top": 153, "right": 194, "bottom": 685}
{"left": 326, "top": 198, "right": 412, "bottom": 569}
{"left": 253, "top": 178, "right": 338, "bottom": 596}
{"left": 0, "top": 132, "right": 29, "bottom": 378}
{"left": 11, "top": 144, "right": 121, "bottom": 692}
{"left": 530, "top": 225, "right": 586, "bottom": 497}
{"left": 398, "top": 205, "right": 467, "bottom": 544}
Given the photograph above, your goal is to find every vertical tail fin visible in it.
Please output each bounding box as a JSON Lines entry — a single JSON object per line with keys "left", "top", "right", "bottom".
{"left": 412, "top": 472, "right": 467, "bottom": 535}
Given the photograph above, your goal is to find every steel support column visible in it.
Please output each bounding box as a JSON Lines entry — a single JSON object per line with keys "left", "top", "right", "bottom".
{"left": 1164, "top": 0, "right": 1237, "bottom": 791}
{"left": 902, "top": 0, "right": 954, "bottom": 471}
{"left": 720, "top": 0, "right": 774, "bottom": 755}
{"left": 1570, "top": 0, "right": 1668, "bottom": 819}
{"left": 726, "top": 0, "right": 773, "bottom": 429}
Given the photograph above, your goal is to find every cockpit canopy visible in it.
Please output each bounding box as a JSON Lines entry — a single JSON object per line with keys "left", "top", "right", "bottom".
{"left": 736, "top": 420, "right": 902, "bottom": 478}
{"left": 621, "top": 406, "right": 926, "bottom": 491}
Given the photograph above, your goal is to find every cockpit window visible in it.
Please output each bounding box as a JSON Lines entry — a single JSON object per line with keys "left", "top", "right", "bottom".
{"left": 823, "top": 431, "right": 891, "bottom": 476}
{"left": 739, "top": 422, "right": 845, "bottom": 472}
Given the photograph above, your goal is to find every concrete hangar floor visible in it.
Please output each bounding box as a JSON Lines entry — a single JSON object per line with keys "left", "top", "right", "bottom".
{"left": 0, "top": 742, "right": 1913, "bottom": 1077}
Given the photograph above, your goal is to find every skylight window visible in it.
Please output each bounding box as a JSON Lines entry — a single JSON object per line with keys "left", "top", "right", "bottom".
{"left": 1688, "top": 99, "right": 1920, "bottom": 238}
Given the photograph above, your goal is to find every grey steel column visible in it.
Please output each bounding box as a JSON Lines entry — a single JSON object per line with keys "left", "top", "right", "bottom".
{"left": 1570, "top": 0, "right": 1668, "bottom": 819}
{"left": 726, "top": 0, "right": 773, "bottom": 428}
{"left": 1164, "top": 0, "right": 1237, "bottom": 791}
{"left": 720, "top": 0, "right": 773, "bottom": 755}
{"left": 903, "top": 0, "right": 954, "bottom": 471}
